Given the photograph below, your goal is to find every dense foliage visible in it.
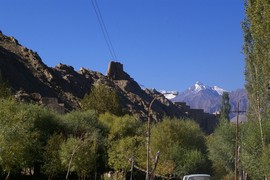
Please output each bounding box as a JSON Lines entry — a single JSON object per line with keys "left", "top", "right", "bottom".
{"left": 99, "top": 113, "right": 145, "bottom": 173}
{"left": 150, "top": 118, "right": 210, "bottom": 177}
{"left": 207, "top": 119, "right": 236, "bottom": 179}
{"left": 0, "top": 97, "right": 214, "bottom": 179}
{"left": 81, "top": 84, "right": 122, "bottom": 116}
{"left": 0, "top": 99, "right": 106, "bottom": 179}
{"left": 243, "top": 0, "right": 270, "bottom": 147}
{"left": 4, "top": 87, "right": 270, "bottom": 179}
{"left": 241, "top": 0, "right": 270, "bottom": 178}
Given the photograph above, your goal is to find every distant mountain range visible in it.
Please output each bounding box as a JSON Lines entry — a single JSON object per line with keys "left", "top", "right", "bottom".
{"left": 161, "top": 82, "right": 248, "bottom": 116}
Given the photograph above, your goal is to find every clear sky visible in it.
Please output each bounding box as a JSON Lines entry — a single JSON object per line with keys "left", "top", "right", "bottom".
{"left": 0, "top": 0, "right": 245, "bottom": 92}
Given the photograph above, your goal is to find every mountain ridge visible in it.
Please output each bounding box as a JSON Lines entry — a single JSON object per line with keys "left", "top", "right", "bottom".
{"left": 168, "top": 82, "right": 247, "bottom": 115}
{"left": 0, "top": 30, "right": 220, "bottom": 133}
{"left": 0, "top": 30, "right": 186, "bottom": 122}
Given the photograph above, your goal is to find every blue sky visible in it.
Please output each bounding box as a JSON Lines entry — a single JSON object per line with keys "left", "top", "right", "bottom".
{"left": 0, "top": 0, "right": 245, "bottom": 92}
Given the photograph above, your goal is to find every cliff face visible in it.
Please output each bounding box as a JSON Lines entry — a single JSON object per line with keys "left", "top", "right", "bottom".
{"left": 0, "top": 31, "right": 184, "bottom": 122}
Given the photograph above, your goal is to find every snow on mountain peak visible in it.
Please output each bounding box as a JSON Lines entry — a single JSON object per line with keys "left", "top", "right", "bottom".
{"left": 159, "top": 82, "right": 226, "bottom": 101}
{"left": 189, "top": 82, "right": 226, "bottom": 95}
{"left": 212, "top": 86, "right": 226, "bottom": 95}
{"left": 190, "top": 81, "right": 209, "bottom": 93}
{"left": 159, "top": 90, "right": 179, "bottom": 99}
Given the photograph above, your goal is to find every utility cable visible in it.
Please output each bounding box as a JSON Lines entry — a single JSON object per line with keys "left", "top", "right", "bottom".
{"left": 93, "top": 0, "right": 117, "bottom": 60}
{"left": 91, "top": 0, "right": 118, "bottom": 60}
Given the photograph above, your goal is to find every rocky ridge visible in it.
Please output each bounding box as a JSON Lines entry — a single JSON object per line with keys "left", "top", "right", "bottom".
{"left": 0, "top": 31, "right": 184, "bottom": 122}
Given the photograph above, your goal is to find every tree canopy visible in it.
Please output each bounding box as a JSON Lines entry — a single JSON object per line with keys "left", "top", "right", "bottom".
{"left": 242, "top": 0, "right": 270, "bottom": 178}
{"left": 81, "top": 84, "right": 122, "bottom": 116}
{"left": 150, "top": 118, "right": 210, "bottom": 178}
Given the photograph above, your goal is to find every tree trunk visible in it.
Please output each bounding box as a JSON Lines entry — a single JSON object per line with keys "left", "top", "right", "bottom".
{"left": 5, "top": 171, "right": 10, "bottom": 180}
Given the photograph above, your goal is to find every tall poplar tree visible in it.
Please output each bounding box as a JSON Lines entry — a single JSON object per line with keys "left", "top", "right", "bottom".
{"left": 242, "top": 0, "right": 270, "bottom": 178}
{"left": 243, "top": 0, "right": 270, "bottom": 148}
{"left": 220, "top": 92, "right": 231, "bottom": 121}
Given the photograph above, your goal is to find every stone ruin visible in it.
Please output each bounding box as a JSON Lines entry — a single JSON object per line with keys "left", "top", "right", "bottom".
{"left": 41, "top": 97, "right": 65, "bottom": 114}
{"left": 174, "top": 102, "right": 218, "bottom": 134}
{"left": 106, "top": 61, "right": 131, "bottom": 80}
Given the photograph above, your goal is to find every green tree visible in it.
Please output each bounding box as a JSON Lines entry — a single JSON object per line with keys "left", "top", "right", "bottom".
{"left": 243, "top": 0, "right": 270, "bottom": 149}
{"left": 99, "top": 113, "right": 145, "bottom": 178}
{"left": 60, "top": 133, "right": 99, "bottom": 180}
{"left": 108, "top": 136, "right": 145, "bottom": 172}
{"left": 241, "top": 120, "right": 263, "bottom": 179}
{"left": 42, "top": 134, "right": 65, "bottom": 179}
{"left": 62, "top": 110, "right": 100, "bottom": 136}
{"left": 220, "top": 92, "right": 231, "bottom": 121}
{"left": 207, "top": 120, "right": 236, "bottom": 179}
{"left": 0, "top": 99, "right": 40, "bottom": 179}
{"left": 0, "top": 98, "right": 107, "bottom": 179}
{"left": 242, "top": 0, "right": 270, "bottom": 178}
{"left": 240, "top": 120, "right": 270, "bottom": 179}
{"left": 150, "top": 118, "right": 209, "bottom": 178}
{"left": 261, "top": 145, "right": 270, "bottom": 178}
{"left": 61, "top": 110, "right": 105, "bottom": 179}
{"left": 0, "top": 99, "right": 65, "bottom": 179}
{"left": 60, "top": 136, "right": 81, "bottom": 180}
{"left": 81, "top": 84, "right": 122, "bottom": 115}
{"left": 22, "top": 103, "right": 64, "bottom": 177}
{"left": 72, "top": 133, "right": 99, "bottom": 179}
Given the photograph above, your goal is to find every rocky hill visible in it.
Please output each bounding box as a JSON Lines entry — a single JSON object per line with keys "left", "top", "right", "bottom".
{"left": 0, "top": 31, "right": 185, "bottom": 122}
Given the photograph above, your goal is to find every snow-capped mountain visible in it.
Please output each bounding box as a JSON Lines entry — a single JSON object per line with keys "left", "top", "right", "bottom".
{"left": 188, "top": 81, "right": 226, "bottom": 95}
{"left": 159, "top": 81, "right": 225, "bottom": 101}
{"left": 159, "top": 90, "right": 178, "bottom": 99}
{"left": 168, "top": 82, "right": 247, "bottom": 114}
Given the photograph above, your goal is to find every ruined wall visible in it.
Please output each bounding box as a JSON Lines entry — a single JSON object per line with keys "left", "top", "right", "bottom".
{"left": 106, "top": 61, "right": 131, "bottom": 80}
{"left": 174, "top": 102, "right": 218, "bottom": 134}
{"left": 41, "top": 97, "right": 65, "bottom": 114}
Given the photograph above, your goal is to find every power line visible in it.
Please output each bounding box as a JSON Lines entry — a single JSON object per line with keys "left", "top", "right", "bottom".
{"left": 91, "top": 0, "right": 118, "bottom": 60}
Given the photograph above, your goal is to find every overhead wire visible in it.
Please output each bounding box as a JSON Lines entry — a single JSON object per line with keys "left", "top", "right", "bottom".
{"left": 91, "top": 0, "right": 118, "bottom": 60}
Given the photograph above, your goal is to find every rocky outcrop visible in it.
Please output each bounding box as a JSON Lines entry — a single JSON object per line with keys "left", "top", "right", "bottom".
{"left": 0, "top": 31, "right": 186, "bottom": 123}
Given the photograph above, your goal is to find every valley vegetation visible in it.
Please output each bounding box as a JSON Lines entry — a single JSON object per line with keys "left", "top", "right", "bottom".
{"left": 0, "top": 73, "right": 268, "bottom": 180}
{"left": 0, "top": 84, "right": 210, "bottom": 179}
